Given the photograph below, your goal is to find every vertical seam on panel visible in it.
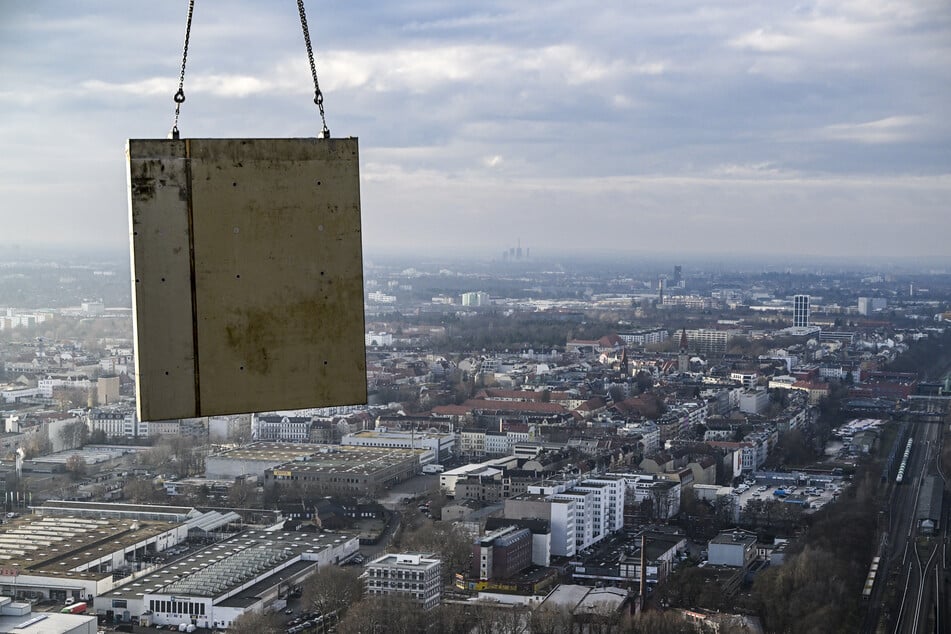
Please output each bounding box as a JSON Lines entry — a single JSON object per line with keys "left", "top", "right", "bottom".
{"left": 184, "top": 139, "right": 202, "bottom": 415}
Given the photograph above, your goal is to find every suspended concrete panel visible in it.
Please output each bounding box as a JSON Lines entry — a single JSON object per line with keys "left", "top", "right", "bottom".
{"left": 127, "top": 138, "right": 367, "bottom": 421}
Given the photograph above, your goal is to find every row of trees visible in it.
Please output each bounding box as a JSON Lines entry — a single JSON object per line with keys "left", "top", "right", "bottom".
{"left": 134, "top": 436, "right": 206, "bottom": 479}
{"left": 0, "top": 314, "right": 133, "bottom": 356}
{"left": 122, "top": 475, "right": 260, "bottom": 507}
{"left": 887, "top": 327, "right": 951, "bottom": 378}
{"left": 432, "top": 312, "right": 572, "bottom": 353}
{"left": 656, "top": 565, "right": 732, "bottom": 614}
{"left": 335, "top": 596, "right": 718, "bottom": 634}
{"left": 750, "top": 465, "right": 880, "bottom": 632}
{"left": 230, "top": 564, "right": 704, "bottom": 634}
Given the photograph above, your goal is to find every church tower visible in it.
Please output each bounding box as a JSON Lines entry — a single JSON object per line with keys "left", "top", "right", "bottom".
{"left": 678, "top": 328, "right": 689, "bottom": 373}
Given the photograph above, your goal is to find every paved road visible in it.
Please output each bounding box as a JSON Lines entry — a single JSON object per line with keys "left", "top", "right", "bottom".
{"left": 359, "top": 509, "right": 402, "bottom": 558}
{"left": 377, "top": 474, "right": 438, "bottom": 509}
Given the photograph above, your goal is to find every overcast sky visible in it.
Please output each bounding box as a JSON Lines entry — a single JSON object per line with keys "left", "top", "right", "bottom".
{"left": 1, "top": 1, "right": 949, "bottom": 261}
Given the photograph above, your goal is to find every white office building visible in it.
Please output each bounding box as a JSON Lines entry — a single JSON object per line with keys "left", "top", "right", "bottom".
{"left": 363, "top": 553, "right": 442, "bottom": 610}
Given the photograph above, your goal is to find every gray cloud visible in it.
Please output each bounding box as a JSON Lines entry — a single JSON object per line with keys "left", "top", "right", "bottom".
{"left": 0, "top": 0, "right": 948, "bottom": 258}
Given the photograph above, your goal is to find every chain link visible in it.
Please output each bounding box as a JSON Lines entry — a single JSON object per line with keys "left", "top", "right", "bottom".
{"left": 167, "top": 1, "right": 328, "bottom": 139}
{"left": 297, "top": 0, "right": 330, "bottom": 138}
{"left": 170, "top": 0, "right": 196, "bottom": 139}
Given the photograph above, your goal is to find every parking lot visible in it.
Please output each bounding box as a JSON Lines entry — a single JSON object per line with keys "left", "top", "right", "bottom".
{"left": 732, "top": 478, "right": 844, "bottom": 512}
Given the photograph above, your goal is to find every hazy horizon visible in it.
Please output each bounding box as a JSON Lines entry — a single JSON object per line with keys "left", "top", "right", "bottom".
{"left": 2, "top": 240, "right": 951, "bottom": 276}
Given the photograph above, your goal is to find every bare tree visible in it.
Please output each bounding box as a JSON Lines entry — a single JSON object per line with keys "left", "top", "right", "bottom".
{"left": 649, "top": 485, "right": 673, "bottom": 521}
{"left": 123, "top": 476, "right": 165, "bottom": 504}
{"left": 24, "top": 430, "right": 52, "bottom": 458}
{"left": 227, "top": 480, "right": 259, "bottom": 508}
{"left": 59, "top": 421, "right": 89, "bottom": 451}
{"left": 473, "top": 603, "right": 530, "bottom": 634}
{"left": 158, "top": 436, "right": 201, "bottom": 478}
{"left": 64, "top": 454, "right": 86, "bottom": 481}
{"left": 428, "top": 603, "right": 477, "bottom": 634}
{"left": 229, "top": 610, "right": 284, "bottom": 634}
{"left": 138, "top": 443, "right": 172, "bottom": 470}
{"left": 625, "top": 610, "right": 690, "bottom": 634}
{"left": 53, "top": 386, "right": 89, "bottom": 410}
{"left": 336, "top": 595, "right": 425, "bottom": 634}
{"left": 300, "top": 565, "right": 363, "bottom": 617}
{"left": 529, "top": 604, "right": 577, "bottom": 634}
{"left": 713, "top": 494, "right": 738, "bottom": 529}
{"left": 399, "top": 521, "right": 472, "bottom": 584}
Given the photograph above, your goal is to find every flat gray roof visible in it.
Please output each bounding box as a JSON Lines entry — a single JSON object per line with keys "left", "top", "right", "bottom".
{"left": 0, "top": 515, "right": 180, "bottom": 581}
{"left": 36, "top": 499, "right": 197, "bottom": 517}
{"left": 102, "top": 528, "right": 357, "bottom": 601}
{"left": 218, "top": 559, "right": 316, "bottom": 607}
{"left": 210, "top": 442, "right": 325, "bottom": 463}
{"left": 211, "top": 442, "right": 423, "bottom": 476}
{"left": 269, "top": 447, "right": 422, "bottom": 476}
{"left": 0, "top": 610, "right": 97, "bottom": 633}
{"left": 710, "top": 530, "right": 757, "bottom": 545}
{"left": 541, "top": 584, "right": 627, "bottom": 614}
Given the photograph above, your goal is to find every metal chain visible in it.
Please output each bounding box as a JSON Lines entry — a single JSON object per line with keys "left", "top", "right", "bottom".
{"left": 297, "top": 0, "right": 330, "bottom": 138}
{"left": 170, "top": 0, "right": 196, "bottom": 139}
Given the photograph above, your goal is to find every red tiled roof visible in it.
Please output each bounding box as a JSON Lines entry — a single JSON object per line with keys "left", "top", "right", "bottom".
{"left": 431, "top": 405, "right": 471, "bottom": 416}
{"left": 434, "top": 399, "right": 567, "bottom": 415}
{"left": 575, "top": 397, "right": 606, "bottom": 412}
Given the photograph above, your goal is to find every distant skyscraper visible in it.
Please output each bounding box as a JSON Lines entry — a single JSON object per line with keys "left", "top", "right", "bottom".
{"left": 673, "top": 265, "right": 682, "bottom": 286}
{"left": 501, "top": 241, "right": 529, "bottom": 262}
{"left": 793, "top": 295, "right": 810, "bottom": 328}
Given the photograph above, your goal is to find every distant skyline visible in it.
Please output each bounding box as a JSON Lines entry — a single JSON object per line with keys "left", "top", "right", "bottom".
{"left": 1, "top": 1, "right": 949, "bottom": 259}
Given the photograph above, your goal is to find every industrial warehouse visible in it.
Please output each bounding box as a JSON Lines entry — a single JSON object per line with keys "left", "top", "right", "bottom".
{"left": 0, "top": 501, "right": 357, "bottom": 630}
{"left": 0, "top": 511, "right": 188, "bottom": 603}
{"left": 206, "top": 442, "right": 426, "bottom": 496}
{"left": 99, "top": 528, "right": 358, "bottom": 628}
